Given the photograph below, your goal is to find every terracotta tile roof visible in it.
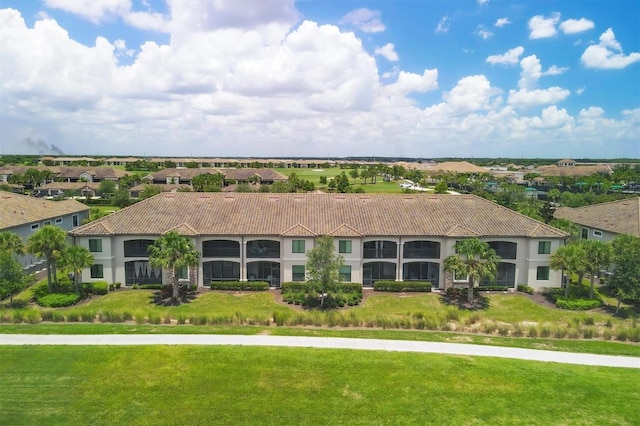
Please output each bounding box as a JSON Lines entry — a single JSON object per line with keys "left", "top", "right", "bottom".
{"left": 56, "top": 166, "right": 127, "bottom": 179}
{"left": 554, "top": 197, "right": 640, "bottom": 237}
{"left": 221, "top": 168, "right": 288, "bottom": 181}
{"left": 70, "top": 192, "right": 568, "bottom": 239}
{"left": 150, "top": 168, "right": 222, "bottom": 181}
{"left": 37, "top": 182, "right": 100, "bottom": 191}
{"left": 424, "top": 161, "right": 488, "bottom": 174}
{"left": 0, "top": 191, "right": 89, "bottom": 230}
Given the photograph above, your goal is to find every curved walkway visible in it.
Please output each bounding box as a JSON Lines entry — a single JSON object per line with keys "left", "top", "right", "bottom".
{"left": 2, "top": 334, "right": 639, "bottom": 369}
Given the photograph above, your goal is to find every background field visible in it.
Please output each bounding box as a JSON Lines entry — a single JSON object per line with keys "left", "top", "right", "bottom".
{"left": 1, "top": 345, "right": 638, "bottom": 425}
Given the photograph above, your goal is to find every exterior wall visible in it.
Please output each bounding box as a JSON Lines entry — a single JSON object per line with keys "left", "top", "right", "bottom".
{"left": 6, "top": 210, "right": 89, "bottom": 271}
{"left": 578, "top": 226, "right": 617, "bottom": 243}
{"left": 75, "top": 234, "right": 564, "bottom": 291}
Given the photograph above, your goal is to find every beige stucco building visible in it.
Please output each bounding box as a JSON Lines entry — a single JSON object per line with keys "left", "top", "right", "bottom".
{"left": 69, "top": 193, "right": 569, "bottom": 290}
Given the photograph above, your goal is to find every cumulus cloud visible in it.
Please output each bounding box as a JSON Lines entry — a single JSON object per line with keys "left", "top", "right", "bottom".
{"left": 476, "top": 25, "right": 493, "bottom": 40}
{"left": 0, "top": 6, "right": 637, "bottom": 158}
{"left": 528, "top": 12, "right": 560, "bottom": 39}
{"left": 387, "top": 70, "right": 438, "bottom": 95}
{"left": 478, "top": 0, "right": 489, "bottom": 5}
{"left": 44, "top": 0, "right": 131, "bottom": 24}
{"left": 581, "top": 28, "right": 640, "bottom": 69}
{"left": 435, "top": 16, "right": 449, "bottom": 34}
{"left": 494, "top": 18, "right": 511, "bottom": 27}
{"left": 374, "top": 43, "right": 399, "bottom": 61}
{"left": 486, "top": 46, "right": 524, "bottom": 65}
{"left": 560, "top": 18, "right": 594, "bottom": 34}
{"left": 340, "top": 8, "right": 385, "bottom": 33}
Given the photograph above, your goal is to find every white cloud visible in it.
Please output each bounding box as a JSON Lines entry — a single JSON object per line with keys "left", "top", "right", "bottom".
{"left": 340, "top": 8, "right": 385, "bottom": 33}
{"left": 494, "top": 18, "right": 511, "bottom": 28}
{"left": 435, "top": 16, "right": 449, "bottom": 34}
{"left": 543, "top": 65, "right": 569, "bottom": 76}
{"left": 478, "top": 0, "right": 489, "bottom": 6}
{"left": 576, "top": 87, "right": 585, "bottom": 95}
{"left": 476, "top": 25, "right": 493, "bottom": 40}
{"left": 374, "top": 43, "right": 399, "bottom": 61}
{"left": 486, "top": 46, "right": 524, "bottom": 65}
{"left": 0, "top": 7, "right": 637, "bottom": 158}
{"left": 508, "top": 88, "right": 570, "bottom": 107}
{"left": 581, "top": 28, "right": 640, "bottom": 69}
{"left": 387, "top": 70, "right": 438, "bottom": 95}
{"left": 560, "top": 18, "right": 594, "bottom": 34}
{"left": 44, "top": 0, "right": 131, "bottom": 24}
{"left": 528, "top": 12, "right": 560, "bottom": 39}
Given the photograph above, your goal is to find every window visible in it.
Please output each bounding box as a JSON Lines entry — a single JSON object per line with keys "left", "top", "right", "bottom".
{"left": 176, "top": 266, "right": 188, "bottom": 280}
{"left": 89, "top": 239, "right": 102, "bottom": 253}
{"left": 292, "top": 265, "right": 305, "bottom": 281}
{"left": 44, "top": 221, "right": 51, "bottom": 226}
{"left": 487, "top": 241, "right": 517, "bottom": 259}
{"left": 339, "top": 240, "right": 352, "bottom": 254}
{"left": 124, "top": 239, "right": 155, "bottom": 257}
{"left": 202, "top": 240, "right": 240, "bottom": 257}
{"left": 537, "top": 266, "right": 550, "bottom": 280}
{"left": 581, "top": 228, "right": 589, "bottom": 240}
{"left": 454, "top": 271, "right": 468, "bottom": 282}
{"left": 292, "top": 240, "right": 305, "bottom": 253}
{"left": 72, "top": 214, "right": 78, "bottom": 227}
{"left": 246, "top": 240, "right": 280, "bottom": 258}
{"left": 90, "top": 264, "right": 104, "bottom": 279}
{"left": 31, "top": 224, "right": 39, "bottom": 231}
{"left": 538, "top": 241, "right": 551, "bottom": 255}
{"left": 55, "top": 217, "right": 63, "bottom": 224}
{"left": 363, "top": 240, "right": 397, "bottom": 259}
{"left": 593, "top": 230, "right": 602, "bottom": 238}
{"left": 339, "top": 265, "right": 352, "bottom": 282}
{"left": 403, "top": 241, "right": 440, "bottom": 259}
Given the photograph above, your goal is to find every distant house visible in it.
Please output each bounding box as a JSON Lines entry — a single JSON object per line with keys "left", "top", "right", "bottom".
{"left": 554, "top": 197, "right": 640, "bottom": 241}
{"left": 35, "top": 182, "right": 100, "bottom": 198}
{"left": 0, "top": 191, "right": 89, "bottom": 272}
{"left": 557, "top": 159, "right": 576, "bottom": 167}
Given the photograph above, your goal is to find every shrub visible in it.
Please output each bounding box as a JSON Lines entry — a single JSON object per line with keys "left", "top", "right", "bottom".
{"left": 616, "top": 329, "right": 629, "bottom": 342}
{"left": 66, "top": 312, "right": 80, "bottom": 322}
{"left": 582, "top": 316, "right": 595, "bottom": 326}
{"left": 373, "top": 280, "right": 431, "bottom": 292}
{"left": 477, "top": 285, "right": 509, "bottom": 292}
{"left": 41, "top": 310, "right": 54, "bottom": 321}
{"left": 555, "top": 297, "right": 602, "bottom": 310}
{"left": 137, "top": 284, "right": 163, "bottom": 290}
{"left": 517, "top": 285, "right": 534, "bottom": 294}
{"left": 92, "top": 281, "right": 109, "bottom": 295}
{"left": 210, "top": 281, "right": 269, "bottom": 291}
{"left": 36, "top": 293, "right": 80, "bottom": 308}
{"left": 80, "top": 311, "right": 96, "bottom": 322}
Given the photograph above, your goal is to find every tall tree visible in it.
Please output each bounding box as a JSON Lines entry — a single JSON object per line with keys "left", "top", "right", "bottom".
{"left": 443, "top": 239, "right": 501, "bottom": 303}
{"left": 306, "top": 235, "right": 344, "bottom": 308}
{"left": 27, "top": 225, "right": 67, "bottom": 292}
{"left": 580, "top": 239, "right": 613, "bottom": 299}
{"left": 0, "top": 251, "right": 28, "bottom": 306}
{"left": 549, "top": 243, "right": 587, "bottom": 298}
{"left": 148, "top": 232, "right": 200, "bottom": 304}
{"left": 58, "top": 245, "right": 94, "bottom": 293}
{"left": 549, "top": 218, "right": 580, "bottom": 242}
{"left": 609, "top": 234, "right": 640, "bottom": 314}
{"left": 0, "top": 231, "right": 25, "bottom": 255}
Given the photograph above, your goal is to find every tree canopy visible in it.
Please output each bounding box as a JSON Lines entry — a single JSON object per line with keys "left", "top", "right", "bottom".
{"left": 148, "top": 232, "right": 200, "bottom": 304}
{"left": 306, "top": 235, "right": 344, "bottom": 308}
{"left": 443, "top": 238, "right": 500, "bottom": 303}
{"left": 27, "top": 225, "right": 67, "bottom": 293}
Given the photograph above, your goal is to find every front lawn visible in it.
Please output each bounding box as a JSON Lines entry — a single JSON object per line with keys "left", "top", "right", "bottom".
{"left": 1, "top": 345, "right": 638, "bottom": 425}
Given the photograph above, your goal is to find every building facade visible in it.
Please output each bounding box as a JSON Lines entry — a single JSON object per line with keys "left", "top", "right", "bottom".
{"left": 70, "top": 193, "right": 568, "bottom": 290}
{"left": 0, "top": 191, "right": 90, "bottom": 271}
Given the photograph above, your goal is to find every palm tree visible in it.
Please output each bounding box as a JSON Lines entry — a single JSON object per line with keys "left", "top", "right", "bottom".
{"left": 148, "top": 232, "right": 200, "bottom": 304}
{"left": 27, "top": 225, "right": 67, "bottom": 292}
{"left": 580, "top": 240, "right": 613, "bottom": 299}
{"left": 549, "top": 244, "right": 587, "bottom": 298}
{"left": 0, "top": 231, "right": 25, "bottom": 255}
{"left": 59, "top": 245, "right": 94, "bottom": 294}
{"left": 443, "top": 239, "right": 501, "bottom": 303}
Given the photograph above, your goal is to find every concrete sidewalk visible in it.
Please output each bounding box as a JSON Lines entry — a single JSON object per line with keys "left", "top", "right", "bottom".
{"left": 2, "top": 334, "right": 639, "bottom": 369}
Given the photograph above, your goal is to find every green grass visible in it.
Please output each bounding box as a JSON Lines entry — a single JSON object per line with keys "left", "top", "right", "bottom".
{"left": 0, "top": 345, "right": 638, "bottom": 425}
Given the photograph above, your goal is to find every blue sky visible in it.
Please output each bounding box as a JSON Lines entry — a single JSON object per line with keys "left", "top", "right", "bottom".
{"left": 0, "top": 0, "right": 638, "bottom": 159}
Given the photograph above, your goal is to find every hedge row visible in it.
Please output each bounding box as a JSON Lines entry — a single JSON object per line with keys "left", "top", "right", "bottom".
{"left": 281, "top": 282, "right": 362, "bottom": 294}
{"left": 36, "top": 293, "right": 81, "bottom": 308}
{"left": 282, "top": 292, "right": 362, "bottom": 308}
{"left": 517, "top": 285, "right": 534, "bottom": 294}
{"left": 210, "top": 281, "right": 269, "bottom": 291}
{"left": 373, "top": 281, "right": 432, "bottom": 292}
{"left": 556, "top": 297, "right": 603, "bottom": 310}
